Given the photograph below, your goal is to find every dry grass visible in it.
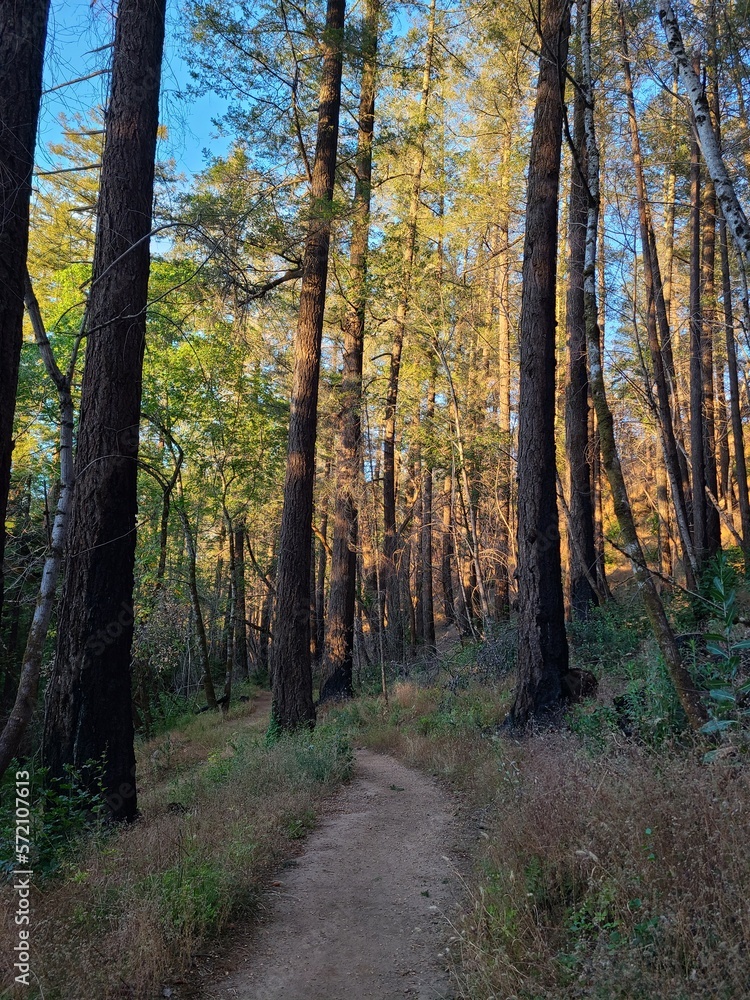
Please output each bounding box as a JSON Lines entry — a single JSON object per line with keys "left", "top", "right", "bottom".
{"left": 326, "top": 680, "right": 750, "bottom": 999}
{"left": 0, "top": 695, "right": 353, "bottom": 999}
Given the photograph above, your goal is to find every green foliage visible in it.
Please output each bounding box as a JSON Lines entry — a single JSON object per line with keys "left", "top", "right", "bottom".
{"left": 694, "top": 552, "right": 750, "bottom": 744}
{"left": 153, "top": 855, "right": 223, "bottom": 934}
{"left": 567, "top": 597, "right": 648, "bottom": 669}
{"left": 567, "top": 703, "right": 619, "bottom": 750}
{"left": 0, "top": 761, "right": 107, "bottom": 879}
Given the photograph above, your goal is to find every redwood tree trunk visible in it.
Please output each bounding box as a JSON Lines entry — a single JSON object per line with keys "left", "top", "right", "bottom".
{"left": 270, "top": 0, "right": 345, "bottom": 730}
{"left": 510, "top": 0, "right": 570, "bottom": 726}
{"left": 0, "top": 0, "right": 50, "bottom": 624}
{"left": 42, "top": 0, "right": 167, "bottom": 821}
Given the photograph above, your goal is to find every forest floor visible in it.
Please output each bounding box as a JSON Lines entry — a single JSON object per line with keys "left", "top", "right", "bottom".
{"left": 195, "top": 745, "right": 464, "bottom": 1000}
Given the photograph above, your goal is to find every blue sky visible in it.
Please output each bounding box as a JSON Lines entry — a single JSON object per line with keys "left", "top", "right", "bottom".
{"left": 39, "top": 0, "right": 229, "bottom": 181}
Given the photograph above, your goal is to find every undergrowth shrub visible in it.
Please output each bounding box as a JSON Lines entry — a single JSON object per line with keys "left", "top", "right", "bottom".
{"left": 567, "top": 593, "right": 649, "bottom": 669}
{"left": 0, "top": 761, "right": 107, "bottom": 880}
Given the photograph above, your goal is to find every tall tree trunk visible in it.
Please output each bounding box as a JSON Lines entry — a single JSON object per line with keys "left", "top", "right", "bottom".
{"left": 233, "top": 522, "right": 248, "bottom": 682}
{"left": 689, "top": 109, "right": 709, "bottom": 564}
{"left": 701, "top": 171, "right": 721, "bottom": 556}
{"left": 0, "top": 278, "right": 74, "bottom": 779}
{"left": 657, "top": 0, "right": 750, "bottom": 269}
{"left": 509, "top": 0, "right": 570, "bottom": 726}
{"left": 0, "top": 0, "right": 50, "bottom": 625}
{"left": 319, "top": 0, "right": 378, "bottom": 703}
{"left": 586, "top": 0, "right": 706, "bottom": 730}
{"left": 496, "top": 182, "right": 513, "bottom": 620}
{"left": 565, "top": 50, "right": 598, "bottom": 619}
{"left": 383, "top": 0, "right": 436, "bottom": 651}
{"left": 441, "top": 476, "right": 456, "bottom": 625}
{"left": 656, "top": 434, "right": 673, "bottom": 578}
{"left": 421, "top": 377, "right": 436, "bottom": 652}
{"left": 180, "top": 504, "right": 217, "bottom": 710}
{"left": 270, "top": 0, "right": 345, "bottom": 730}
{"left": 42, "top": 0, "right": 167, "bottom": 821}
{"left": 719, "top": 205, "right": 750, "bottom": 570}
{"left": 314, "top": 462, "right": 331, "bottom": 660}
{"left": 620, "top": 6, "right": 697, "bottom": 588}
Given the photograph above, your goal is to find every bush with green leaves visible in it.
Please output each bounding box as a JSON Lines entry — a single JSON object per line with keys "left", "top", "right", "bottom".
{"left": 0, "top": 760, "right": 107, "bottom": 879}
{"left": 567, "top": 595, "right": 649, "bottom": 670}
{"left": 694, "top": 552, "right": 750, "bottom": 743}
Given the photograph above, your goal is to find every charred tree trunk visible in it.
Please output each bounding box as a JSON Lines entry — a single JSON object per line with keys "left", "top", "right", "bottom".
{"left": 270, "top": 0, "right": 345, "bottom": 730}
{"left": 0, "top": 0, "right": 50, "bottom": 625}
{"left": 509, "top": 0, "right": 570, "bottom": 726}
{"left": 42, "top": 0, "right": 167, "bottom": 821}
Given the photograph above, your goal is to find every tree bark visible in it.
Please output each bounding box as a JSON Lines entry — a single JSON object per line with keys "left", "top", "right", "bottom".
{"left": 270, "top": 0, "right": 345, "bottom": 730}
{"left": 620, "top": 5, "right": 697, "bottom": 587}
{"left": 441, "top": 476, "right": 456, "bottom": 625}
{"left": 319, "top": 181, "right": 371, "bottom": 682}
{"left": 42, "top": 0, "right": 167, "bottom": 821}
{"left": 421, "top": 378, "right": 436, "bottom": 652}
{"left": 700, "top": 170, "right": 721, "bottom": 556}
{"left": 382, "top": 0, "right": 436, "bottom": 652}
{"left": 657, "top": 0, "right": 750, "bottom": 266}
{"left": 233, "top": 522, "right": 248, "bottom": 682}
{"left": 565, "top": 50, "right": 599, "bottom": 619}
{"left": 689, "top": 105, "right": 709, "bottom": 564}
{"left": 0, "top": 0, "right": 50, "bottom": 625}
{"left": 586, "top": 0, "right": 706, "bottom": 730}
{"left": 509, "top": 0, "right": 570, "bottom": 726}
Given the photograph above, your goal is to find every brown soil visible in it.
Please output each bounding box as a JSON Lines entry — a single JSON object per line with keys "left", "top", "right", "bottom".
{"left": 197, "top": 747, "right": 463, "bottom": 1000}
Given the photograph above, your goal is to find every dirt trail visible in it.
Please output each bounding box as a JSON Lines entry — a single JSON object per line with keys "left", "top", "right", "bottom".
{"left": 201, "top": 748, "right": 463, "bottom": 1000}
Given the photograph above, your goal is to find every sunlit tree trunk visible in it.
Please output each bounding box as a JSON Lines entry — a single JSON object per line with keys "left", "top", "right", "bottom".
{"left": 620, "top": 5, "right": 697, "bottom": 588}
{"left": 589, "top": 0, "right": 705, "bottom": 729}
{"left": 320, "top": 0, "right": 378, "bottom": 702}
{"left": 421, "top": 377, "right": 436, "bottom": 651}
{"left": 565, "top": 51, "right": 598, "bottom": 619}
{"left": 719, "top": 207, "right": 750, "bottom": 570}
{"left": 383, "top": 0, "right": 436, "bottom": 653}
{"left": 689, "top": 106, "right": 710, "bottom": 565}
{"left": 441, "top": 476, "right": 456, "bottom": 625}
{"left": 270, "top": 0, "right": 345, "bottom": 730}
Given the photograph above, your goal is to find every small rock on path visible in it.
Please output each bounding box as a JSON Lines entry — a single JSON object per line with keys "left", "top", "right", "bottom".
{"left": 203, "top": 748, "right": 462, "bottom": 999}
